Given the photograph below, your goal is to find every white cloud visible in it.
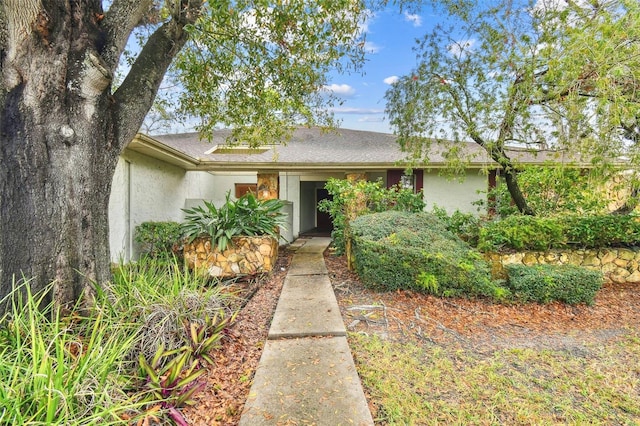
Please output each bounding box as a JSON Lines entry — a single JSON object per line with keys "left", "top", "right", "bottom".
{"left": 358, "top": 10, "right": 376, "bottom": 35}
{"left": 330, "top": 107, "right": 384, "bottom": 114}
{"left": 448, "top": 38, "right": 476, "bottom": 58}
{"left": 363, "top": 41, "right": 381, "bottom": 54}
{"left": 322, "top": 84, "right": 356, "bottom": 97}
{"left": 358, "top": 116, "right": 385, "bottom": 123}
{"left": 383, "top": 75, "right": 399, "bottom": 85}
{"left": 404, "top": 12, "right": 422, "bottom": 27}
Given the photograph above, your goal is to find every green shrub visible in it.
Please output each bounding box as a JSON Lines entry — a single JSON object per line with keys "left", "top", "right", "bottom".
{"left": 478, "top": 214, "right": 640, "bottom": 252}
{"left": 181, "top": 192, "right": 286, "bottom": 251}
{"left": 350, "top": 211, "right": 508, "bottom": 300}
{"left": 475, "top": 166, "right": 609, "bottom": 218}
{"left": 135, "top": 221, "right": 183, "bottom": 259}
{"left": 562, "top": 214, "right": 640, "bottom": 248}
{"left": 431, "top": 206, "right": 481, "bottom": 245}
{"left": 505, "top": 264, "right": 603, "bottom": 305}
{"left": 318, "top": 178, "right": 425, "bottom": 254}
{"left": 478, "top": 215, "right": 565, "bottom": 251}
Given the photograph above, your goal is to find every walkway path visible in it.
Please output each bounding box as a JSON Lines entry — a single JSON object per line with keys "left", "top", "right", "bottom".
{"left": 239, "top": 237, "right": 374, "bottom": 426}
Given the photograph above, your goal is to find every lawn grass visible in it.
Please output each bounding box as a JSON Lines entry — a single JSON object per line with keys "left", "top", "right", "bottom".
{"left": 349, "top": 331, "right": 640, "bottom": 425}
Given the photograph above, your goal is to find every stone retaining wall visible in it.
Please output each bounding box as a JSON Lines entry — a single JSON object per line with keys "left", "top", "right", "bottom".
{"left": 486, "top": 248, "right": 640, "bottom": 284}
{"left": 184, "top": 236, "right": 279, "bottom": 278}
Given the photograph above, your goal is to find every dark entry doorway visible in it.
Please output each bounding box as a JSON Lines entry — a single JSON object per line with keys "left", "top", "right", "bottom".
{"left": 316, "top": 188, "right": 333, "bottom": 232}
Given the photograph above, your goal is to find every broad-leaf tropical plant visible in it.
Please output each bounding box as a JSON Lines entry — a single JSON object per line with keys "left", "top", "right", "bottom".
{"left": 181, "top": 192, "right": 286, "bottom": 251}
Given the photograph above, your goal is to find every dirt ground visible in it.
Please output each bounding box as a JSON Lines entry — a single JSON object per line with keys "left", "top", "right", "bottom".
{"left": 182, "top": 243, "right": 640, "bottom": 425}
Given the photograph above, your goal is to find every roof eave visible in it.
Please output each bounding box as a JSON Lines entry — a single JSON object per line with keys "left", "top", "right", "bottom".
{"left": 127, "top": 133, "right": 200, "bottom": 170}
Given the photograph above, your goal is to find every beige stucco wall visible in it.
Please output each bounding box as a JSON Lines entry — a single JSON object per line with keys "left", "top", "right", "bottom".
{"left": 422, "top": 170, "right": 487, "bottom": 215}
{"left": 281, "top": 173, "right": 301, "bottom": 238}
{"left": 110, "top": 164, "right": 300, "bottom": 263}
{"left": 108, "top": 158, "right": 131, "bottom": 262}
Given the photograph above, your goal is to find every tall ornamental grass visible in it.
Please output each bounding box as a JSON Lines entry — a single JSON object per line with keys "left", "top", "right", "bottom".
{"left": 0, "top": 282, "right": 141, "bottom": 425}
{"left": 0, "top": 256, "right": 239, "bottom": 425}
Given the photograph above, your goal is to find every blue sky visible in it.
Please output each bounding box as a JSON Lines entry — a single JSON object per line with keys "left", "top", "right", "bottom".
{"left": 138, "top": 5, "right": 438, "bottom": 135}
{"left": 326, "top": 7, "right": 435, "bottom": 134}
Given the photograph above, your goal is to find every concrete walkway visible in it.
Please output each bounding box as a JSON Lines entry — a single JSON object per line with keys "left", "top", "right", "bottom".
{"left": 239, "top": 237, "right": 374, "bottom": 426}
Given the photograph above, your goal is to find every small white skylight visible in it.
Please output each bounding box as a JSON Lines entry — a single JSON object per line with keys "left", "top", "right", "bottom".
{"left": 204, "top": 145, "right": 272, "bottom": 155}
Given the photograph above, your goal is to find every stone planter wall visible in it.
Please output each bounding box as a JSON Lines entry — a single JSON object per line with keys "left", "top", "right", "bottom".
{"left": 184, "top": 236, "right": 279, "bottom": 278}
{"left": 485, "top": 248, "right": 640, "bottom": 284}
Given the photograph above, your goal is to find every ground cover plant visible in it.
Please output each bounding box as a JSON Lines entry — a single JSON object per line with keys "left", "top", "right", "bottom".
{"left": 0, "top": 283, "right": 141, "bottom": 425}
{"left": 351, "top": 332, "right": 640, "bottom": 425}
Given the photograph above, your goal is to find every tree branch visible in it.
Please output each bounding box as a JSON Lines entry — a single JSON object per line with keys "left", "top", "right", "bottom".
{"left": 101, "top": 0, "right": 154, "bottom": 71}
{"left": 112, "top": 1, "right": 204, "bottom": 152}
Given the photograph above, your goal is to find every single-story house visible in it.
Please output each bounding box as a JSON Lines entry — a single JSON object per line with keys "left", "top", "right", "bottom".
{"left": 107, "top": 127, "right": 583, "bottom": 262}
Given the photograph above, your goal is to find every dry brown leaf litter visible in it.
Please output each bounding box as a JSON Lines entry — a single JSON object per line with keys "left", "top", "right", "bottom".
{"left": 182, "top": 243, "right": 640, "bottom": 425}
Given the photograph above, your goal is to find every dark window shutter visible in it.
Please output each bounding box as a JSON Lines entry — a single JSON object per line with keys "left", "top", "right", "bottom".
{"left": 387, "top": 170, "right": 403, "bottom": 188}
{"left": 415, "top": 170, "right": 423, "bottom": 193}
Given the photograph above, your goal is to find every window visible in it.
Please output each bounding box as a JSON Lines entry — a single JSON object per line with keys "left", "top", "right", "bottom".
{"left": 235, "top": 183, "right": 257, "bottom": 198}
{"left": 400, "top": 174, "right": 415, "bottom": 190}
{"left": 387, "top": 169, "right": 423, "bottom": 193}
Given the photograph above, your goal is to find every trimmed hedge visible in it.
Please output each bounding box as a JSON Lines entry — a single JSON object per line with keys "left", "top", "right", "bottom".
{"left": 562, "top": 215, "right": 640, "bottom": 248}
{"left": 505, "top": 264, "right": 603, "bottom": 305}
{"left": 478, "top": 214, "right": 640, "bottom": 252}
{"left": 350, "top": 211, "right": 508, "bottom": 300}
{"left": 134, "top": 221, "right": 183, "bottom": 259}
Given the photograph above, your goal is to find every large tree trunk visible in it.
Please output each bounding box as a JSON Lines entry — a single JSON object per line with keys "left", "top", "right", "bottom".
{"left": 470, "top": 135, "right": 535, "bottom": 216}
{"left": 1, "top": 97, "right": 119, "bottom": 310}
{"left": 0, "top": 1, "right": 119, "bottom": 310}
{"left": 0, "top": 0, "right": 199, "bottom": 312}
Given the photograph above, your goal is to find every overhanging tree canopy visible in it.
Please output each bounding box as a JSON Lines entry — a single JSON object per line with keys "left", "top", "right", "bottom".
{"left": 385, "top": 0, "right": 640, "bottom": 215}
{"left": 0, "top": 0, "right": 375, "bottom": 311}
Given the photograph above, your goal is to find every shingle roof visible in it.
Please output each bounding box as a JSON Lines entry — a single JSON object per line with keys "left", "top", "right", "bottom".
{"left": 128, "top": 127, "right": 592, "bottom": 171}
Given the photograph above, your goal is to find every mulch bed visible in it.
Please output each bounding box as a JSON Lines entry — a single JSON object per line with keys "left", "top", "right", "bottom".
{"left": 325, "top": 250, "right": 640, "bottom": 353}
{"left": 181, "top": 247, "right": 294, "bottom": 425}
{"left": 182, "top": 245, "right": 640, "bottom": 425}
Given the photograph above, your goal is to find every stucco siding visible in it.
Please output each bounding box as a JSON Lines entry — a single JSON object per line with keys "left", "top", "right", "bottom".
{"left": 184, "top": 172, "right": 219, "bottom": 202}
{"left": 202, "top": 172, "right": 258, "bottom": 205}
{"left": 423, "top": 170, "right": 487, "bottom": 214}
{"left": 109, "top": 150, "right": 189, "bottom": 261}
{"left": 281, "top": 173, "right": 301, "bottom": 238}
